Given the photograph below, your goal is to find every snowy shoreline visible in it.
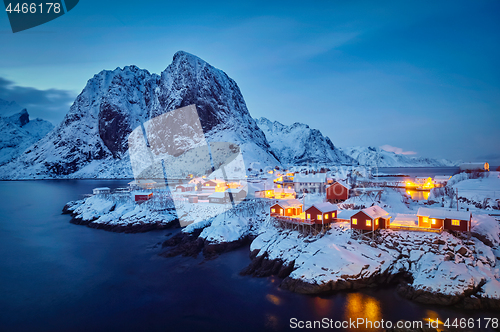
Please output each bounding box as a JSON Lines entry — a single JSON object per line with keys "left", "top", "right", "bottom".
{"left": 61, "top": 183, "right": 500, "bottom": 310}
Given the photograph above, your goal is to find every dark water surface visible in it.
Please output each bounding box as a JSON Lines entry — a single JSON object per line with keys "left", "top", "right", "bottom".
{"left": 0, "top": 180, "right": 497, "bottom": 332}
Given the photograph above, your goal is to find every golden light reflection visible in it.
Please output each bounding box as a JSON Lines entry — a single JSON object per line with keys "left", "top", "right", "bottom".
{"left": 424, "top": 310, "right": 445, "bottom": 332}
{"left": 266, "top": 294, "right": 281, "bottom": 306}
{"left": 313, "top": 297, "right": 332, "bottom": 317}
{"left": 343, "top": 293, "right": 382, "bottom": 332}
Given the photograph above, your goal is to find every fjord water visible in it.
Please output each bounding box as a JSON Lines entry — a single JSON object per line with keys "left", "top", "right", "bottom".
{"left": 0, "top": 180, "right": 495, "bottom": 332}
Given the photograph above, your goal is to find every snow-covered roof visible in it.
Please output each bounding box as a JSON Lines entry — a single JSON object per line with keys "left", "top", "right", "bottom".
{"left": 93, "top": 187, "right": 110, "bottom": 191}
{"left": 336, "top": 209, "right": 359, "bottom": 220}
{"left": 274, "top": 199, "right": 302, "bottom": 209}
{"left": 293, "top": 173, "right": 327, "bottom": 183}
{"left": 330, "top": 181, "right": 349, "bottom": 189}
{"left": 189, "top": 177, "right": 206, "bottom": 184}
{"left": 209, "top": 192, "right": 226, "bottom": 198}
{"left": 417, "top": 207, "right": 470, "bottom": 221}
{"left": 308, "top": 202, "right": 338, "bottom": 213}
{"left": 434, "top": 175, "right": 451, "bottom": 181}
{"left": 361, "top": 206, "right": 389, "bottom": 219}
{"left": 131, "top": 191, "right": 153, "bottom": 196}
{"left": 226, "top": 188, "right": 245, "bottom": 193}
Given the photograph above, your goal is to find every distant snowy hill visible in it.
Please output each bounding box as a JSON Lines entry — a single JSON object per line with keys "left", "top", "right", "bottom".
{"left": 0, "top": 104, "right": 54, "bottom": 167}
{"left": 340, "top": 146, "right": 458, "bottom": 168}
{"left": 0, "top": 51, "right": 278, "bottom": 179}
{"left": 256, "top": 117, "right": 356, "bottom": 166}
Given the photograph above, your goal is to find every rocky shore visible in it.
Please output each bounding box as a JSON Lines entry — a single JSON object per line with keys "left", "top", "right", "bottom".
{"left": 160, "top": 213, "right": 500, "bottom": 311}
{"left": 62, "top": 196, "right": 179, "bottom": 233}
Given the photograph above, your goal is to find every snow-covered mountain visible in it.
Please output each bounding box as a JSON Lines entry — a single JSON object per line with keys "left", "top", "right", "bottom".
{"left": 0, "top": 103, "right": 54, "bottom": 167}
{"left": 340, "top": 146, "right": 458, "bottom": 167}
{"left": 0, "top": 51, "right": 278, "bottom": 179}
{"left": 256, "top": 117, "right": 356, "bottom": 166}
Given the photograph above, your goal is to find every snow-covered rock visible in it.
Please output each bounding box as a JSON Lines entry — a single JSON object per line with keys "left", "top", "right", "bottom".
{"left": 340, "top": 146, "right": 458, "bottom": 168}
{"left": 256, "top": 117, "right": 355, "bottom": 166}
{"left": 0, "top": 103, "right": 54, "bottom": 166}
{"left": 0, "top": 51, "right": 278, "bottom": 179}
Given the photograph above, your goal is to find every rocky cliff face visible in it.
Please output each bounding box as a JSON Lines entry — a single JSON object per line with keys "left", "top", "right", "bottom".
{"left": 0, "top": 102, "right": 53, "bottom": 167}
{"left": 0, "top": 52, "right": 278, "bottom": 179}
{"left": 256, "top": 117, "right": 356, "bottom": 166}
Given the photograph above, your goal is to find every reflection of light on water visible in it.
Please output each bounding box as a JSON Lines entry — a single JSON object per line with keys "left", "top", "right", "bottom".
{"left": 424, "top": 310, "right": 445, "bottom": 332}
{"left": 265, "top": 314, "right": 279, "bottom": 330}
{"left": 343, "top": 293, "right": 382, "bottom": 331}
{"left": 313, "top": 297, "right": 332, "bottom": 317}
{"left": 266, "top": 294, "right": 281, "bottom": 305}
{"left": 405, "top": 190, "right": 430, "bottom": 200}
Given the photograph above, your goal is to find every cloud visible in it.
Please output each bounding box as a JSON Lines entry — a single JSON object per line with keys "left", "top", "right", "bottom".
{"left": 0, "top": 77, "right": 76, "bottom": 124}
{"left": 380, "top": 144, "right": 417, "bottom": 155}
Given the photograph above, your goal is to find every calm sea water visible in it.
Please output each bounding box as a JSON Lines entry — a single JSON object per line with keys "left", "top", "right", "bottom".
{"left": 0, "top": 178, "right": 497, "bottom": 332}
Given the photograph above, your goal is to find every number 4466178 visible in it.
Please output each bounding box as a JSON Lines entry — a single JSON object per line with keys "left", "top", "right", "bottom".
{"left": 5, "top": 3, "right": 61, "bottom": 14}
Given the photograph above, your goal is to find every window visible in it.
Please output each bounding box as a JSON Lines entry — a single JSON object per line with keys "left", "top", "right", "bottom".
{"left": 279, "top": 209, "right": 283, "bottom": 214}
{"left": 271, "top": 208, "right": 275, "bottom": 213}
{"left": 375, "top": 219, "right": 379, "bottom": 226}
{"left": 287, "top": 208, "right": 291, "bottom": 213}
{"left": 452, "top": 219, "right": 460, "bottom": 226}
{"left": 325, "top": 214, "right": 329, "bottom": 220}
{"left": 352, "top": 218, "right": 357, "bottom": 225}
{"left": 431, "top": 219, "right": 436, "bottom": 225}
{"left": 366, "top": 219, "right": 371, "bottom": 226}
{"left": 318, "top": 215, "right": 322, "bottom": 221}
{"left": 421, "top": 216, "right": 429, "bottom": 224}
{"left": 307, "top": 214, "right": 311, "bottom": 219}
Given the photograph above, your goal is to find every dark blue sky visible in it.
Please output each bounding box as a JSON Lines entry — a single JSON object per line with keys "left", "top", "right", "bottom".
{"left": 1, "top": 0, "right": 499, "bottom": 163}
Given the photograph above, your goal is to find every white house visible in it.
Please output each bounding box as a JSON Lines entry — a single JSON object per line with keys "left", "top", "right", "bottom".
{"left": 293, "top": 173, "right": 327, "bottom": 194}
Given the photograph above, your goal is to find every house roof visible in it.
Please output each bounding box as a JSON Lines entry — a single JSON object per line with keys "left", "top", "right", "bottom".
{"left": 131, "top": 191, "right": 153, "bottom": 196}
{"left": 328, "top": 181, "right": 349, "bottom": 189}
{"left": 417, "top": 207, "right": 470, "bottom": 221}
{"left": 336, "top": 209, "right": 359, "bottom": 220}
{"left": 274, "top": 199, "right": 302, "bottom": 209}
{"left": 360, "top": 205, "right": 389, "bottom": 219}
{"left": 93, "top": 187, "right": 110, "bottom": 191}
{"left": 307, "top": 202, "right": 338, "bottom": 213}
{"left": 434, "top": 175, "right": 451, "bottom": 181}
{"left": 293, "top": 173, "right": 326, "bottom": 183}
{"left": 226, "top": 188, "right": 246, "bottom": 194}
{"left": 209, "top": 192, "right": 226, "bottom": 198}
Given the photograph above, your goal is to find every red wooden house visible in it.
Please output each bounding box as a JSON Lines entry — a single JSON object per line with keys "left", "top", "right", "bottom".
{"left": 132, "top": 191, "right": 153, "bottom": 202}
{"left": 350, "top": 206, "right": 391, "bottom": 231}
{"left": 270, "top": 199, "right": 303, "bottom": 217}
{"left": 326, "top": 181, "right": 349, "bottom": 202}
{"left": 305, "top": 202, "right": 338, "bottom": 224}
{"left": 417, "top": 207, "right": 471, "bottom": 232}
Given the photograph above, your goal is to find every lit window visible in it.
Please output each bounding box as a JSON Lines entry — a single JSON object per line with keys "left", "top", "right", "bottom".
{"left": 431, "top": 219, "right": 436, "bottom": 225}
{"left": 325, "top": 214, "right": 329, "bottom": 220}
{"left": 279, "top": 209, "right": 283, "bottom": 214}
{"left": 288, "top": 209, "right": 291, "bottom": 213}
{"left": 375, "top": 219, "right": 379, "bottom": 225}
{"left": 307, "top": 214, "right": 311, "bottom": 219}
{"left": 452, "top": 219, "right": 460, "bottom": 226}
{"left": 271, "top": 208, "right": 275, "bottom": 213}
{"left": 421, "top": 216, "right": 429, "bottom": 224}
{"left": 318, "top": 215, "right": 322, "bottom": 221}
{"left": 352, "top": 218, "right": 357, "bottom": 225}
{"left": 366, "top": 219, "right": 372, "bottom": 226}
